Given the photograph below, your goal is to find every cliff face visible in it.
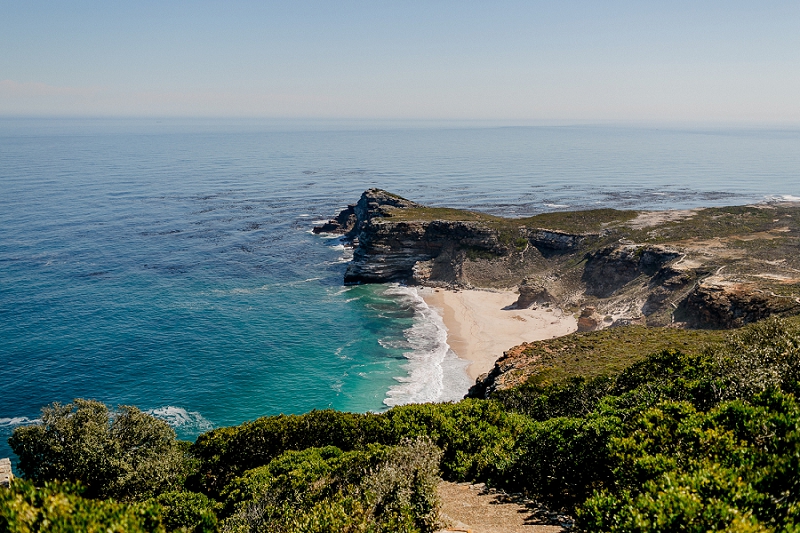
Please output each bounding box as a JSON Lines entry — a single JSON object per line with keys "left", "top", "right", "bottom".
{"left": 678, "top": 277, "right": 800, "bottom": 329}
{"left": 316, "top": 190, "right": 800, "bottom": 332}
{"left": 316, "top": 189, "right": 521, "bottom": 285}
{"left": 345, "top": 219, "right": 506, "bottom": 284}
{"left": 582, "top": 245, "right": 681, "bottom": 298}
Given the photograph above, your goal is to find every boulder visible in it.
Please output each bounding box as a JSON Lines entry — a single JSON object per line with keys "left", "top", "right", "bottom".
{"left": 577, "top": 306, "right": 602, "bottom": 332}
{"left": 514, "top": 278, "right": 554, "bottom": 308}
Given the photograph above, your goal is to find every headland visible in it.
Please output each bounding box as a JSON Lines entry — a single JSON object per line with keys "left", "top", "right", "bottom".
{"left": 315, "top": 189, "right": 800, "bottom": 394}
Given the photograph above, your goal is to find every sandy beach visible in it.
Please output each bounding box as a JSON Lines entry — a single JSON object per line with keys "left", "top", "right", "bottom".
{"left": 420, "top": 288, "right": 578, "bottom": 381}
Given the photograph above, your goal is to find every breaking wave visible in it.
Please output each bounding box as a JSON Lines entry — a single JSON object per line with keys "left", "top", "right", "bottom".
{"left": 382, "top": 285, "right": 470, "bottom": 407}
{"left": 147, "top": 406, "right": 214, "bottom": 432}
{"left": 765, "top": 194, "right": 800, "bottom": 202}
{"left": 0, "top": 416, "right": 40, "bottom": 428}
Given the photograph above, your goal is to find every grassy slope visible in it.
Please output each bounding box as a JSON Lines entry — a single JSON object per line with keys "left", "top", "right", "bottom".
{"left": 383, "top": 203, "right": 799, "bottom": 239}
{"left": 383, "top": 205, "right": 639, "bottom": 234}
{"left": 508, "top": 326, "right": 728, "bottom": 388}
{"left": 491, "top": 314, "right": 800, "bottom": 392}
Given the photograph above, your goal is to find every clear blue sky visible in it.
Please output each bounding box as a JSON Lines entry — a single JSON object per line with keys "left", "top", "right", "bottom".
{"left": 2, "top": 1, "right": 799, "bottom": 122}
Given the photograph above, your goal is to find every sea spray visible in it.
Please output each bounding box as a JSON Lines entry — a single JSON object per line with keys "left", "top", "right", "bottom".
{"left": 147, "top": 406, "right": 214, "bottom": 435}
{"left": 382, "top": 285, "right": 470, "bottom": 406}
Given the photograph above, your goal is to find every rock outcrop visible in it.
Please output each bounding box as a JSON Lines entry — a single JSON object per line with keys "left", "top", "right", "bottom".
{"left": 514, "top": 278, "right": 555, "bottom": 308}
{"left": 312, "top": 204, "right": 357, "bottom": 236}
{"left": 577, "top": 306, "right": 603, "bottom": 332}
{"left": 344, "top": 219, "right": 503, "bottom": 284}
{"left": 0, "top": 458, "right": 12, "bottom": 488}
{"left": 312, "top": 188, "right": 418, "bottom": 238}
{"left": 526, "top": 229, "right": 589, "bottom": 253}
{"left": 582, "top": 244, "right": 681, "bottom": 298}
{"left": 314, "top": 189, "right": 535, "bottom": 286}
{"left": 316, "top": 191, "right": 800, "bottom": 333}
{"left": 467, "top": 343, "right": 533, "bottom": 399}
{"left": 679, "top": 278, "right": 800, "bottom": 329}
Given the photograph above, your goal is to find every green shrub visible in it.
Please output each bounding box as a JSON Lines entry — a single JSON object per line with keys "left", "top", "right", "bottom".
{"left": 220, "top": 437, "right": 442, "bottom": 533}
{"left": 9, "top": 399, "right": 191, "bottom": 501}
{"left": 710, "top": 316, "right": 800, "bottom": 400}
{"left": 381, "top": 400, "right": 527, "bottom": 483}
{"left": 0, "top": 479, "right": 165, "bottom": 533}
{"left": 577, "top": 390, "right": 800, "bottom": 532}
{"left": 506, "top": 411, "right": 623, "bottom": 504}
{"left": 219, "top": 446, "right": 346, "bottom": 515}
{"left": 191, "top": 399, "right": 525, "bottom": 495}
{"left": 151, "top": 491, "right": 219, "bottom": 533}
{"left": 189, "top": 409, "right": 387, "bottom": 494}
{"left": 494, "top": 375, "right": 616, "bottom": 421}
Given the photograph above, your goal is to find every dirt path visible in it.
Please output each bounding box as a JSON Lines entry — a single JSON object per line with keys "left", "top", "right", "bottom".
{"left": 436, "top": 482, "right": 573, "bottom": 533}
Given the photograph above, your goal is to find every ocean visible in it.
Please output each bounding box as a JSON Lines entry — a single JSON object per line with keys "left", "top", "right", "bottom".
{"left": 1, "top": 118, "right": 799, "bottom": 463}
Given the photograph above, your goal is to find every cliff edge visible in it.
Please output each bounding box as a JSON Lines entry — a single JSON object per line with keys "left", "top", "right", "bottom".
{"left": 316, "top": 189, "right": 800, "bottom": 330}
{"left": 316, "top": 190, "right": 800, "bottom": 394}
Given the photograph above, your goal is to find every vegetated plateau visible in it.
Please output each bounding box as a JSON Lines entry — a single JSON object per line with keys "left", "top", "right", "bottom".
{"left": 4, "top": 191, "right": 800, "bottom": 532}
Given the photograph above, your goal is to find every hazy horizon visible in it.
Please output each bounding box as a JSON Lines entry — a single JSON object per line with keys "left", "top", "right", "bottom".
{"left": 2, "top": 1, "right": 799, "bottom": 122}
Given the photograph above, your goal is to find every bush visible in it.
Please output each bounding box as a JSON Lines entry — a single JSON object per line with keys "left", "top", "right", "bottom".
{"left": 9, "top": 399, "right": 190, "bottom": 501}
{"left": 710, "top": 316, "right": 800, "bottom": 400}
{"left": 577, "top": 390, "right": 800, "bottom": 532}
{"left": 0, "top": 479, "right": 165, "bottom": 533}
{"left": 220, "top": 437, "right": 442, "bottom": 533}
{"left": 493, "top": 375, "right": 617, "bottom": 420}
{"left": 219, "top": 446, "right": 346, "bottom": 516}
{"left": 506, "top": 411, "right": 623, "bottom": 504}
{"left": 189, "top": 409, "right": 386, "bottom": 495}
{"left": 381, "top": 400, "right": 527, "bottom": 483}
{"left": 152, "top": 491, "right": 219, "bottom": 533}
{"left": 191, "top": 399, "right": 526, "bottom": 495}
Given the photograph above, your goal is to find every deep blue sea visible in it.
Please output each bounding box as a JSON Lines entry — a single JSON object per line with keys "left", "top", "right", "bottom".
{"left": 2, "top": 118, "right": 799, "bottom": 464}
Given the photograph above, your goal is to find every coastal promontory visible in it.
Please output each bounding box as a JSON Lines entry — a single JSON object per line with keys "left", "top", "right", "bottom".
{"left": 316, "top": 188, "right": 800, "bottom": 330}
{"left": 317, "top": 189, "right": 800, "bottom": 398}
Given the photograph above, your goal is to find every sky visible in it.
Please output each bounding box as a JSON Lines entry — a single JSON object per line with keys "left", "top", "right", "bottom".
{"left": 1, "top": 1, "right": 799, "bottom": 122}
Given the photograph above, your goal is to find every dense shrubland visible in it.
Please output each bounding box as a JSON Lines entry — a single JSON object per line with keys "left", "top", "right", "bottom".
{"left": 4, "top": 316, "right": 800, "bottom": 532}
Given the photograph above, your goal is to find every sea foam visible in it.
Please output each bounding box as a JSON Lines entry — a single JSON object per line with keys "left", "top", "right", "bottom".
{"left": 766, "top": 194, "right": 800, "bottom": 202}
{"left": 0, "top": 417, "right": 40, "bottom": 428}
{"left": 382, "top": 285, "right": 470, "bottom": 407}
{"left": 147, "top": 406, "right": 214, "bottom": 432}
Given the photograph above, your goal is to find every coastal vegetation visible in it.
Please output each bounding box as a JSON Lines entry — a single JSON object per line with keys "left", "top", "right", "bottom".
{"left": 5, "top": 192, "right": 800, "bottom": 531}
{"left": 385, "top": 204, "right": 639, "bottom": 235}
{"left": 4, "top": 315, "right": 800, "bottom": 532}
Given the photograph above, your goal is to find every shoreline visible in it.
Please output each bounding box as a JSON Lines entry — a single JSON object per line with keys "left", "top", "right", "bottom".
{"left": 419, "top": 288, "right": 578, "bottom": 381}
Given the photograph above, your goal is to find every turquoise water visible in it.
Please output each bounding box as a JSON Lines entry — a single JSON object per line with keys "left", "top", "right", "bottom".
{"left": 2, "top": 119, "right": 799, "bottom": 463}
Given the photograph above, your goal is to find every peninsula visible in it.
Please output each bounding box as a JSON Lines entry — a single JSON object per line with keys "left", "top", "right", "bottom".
{"left": 315, "top": 189, "right": 800, "bottom": 390}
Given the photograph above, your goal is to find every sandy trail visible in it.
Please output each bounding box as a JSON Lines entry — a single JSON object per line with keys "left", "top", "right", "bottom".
{"left": 436, "top": 482, "right": 571, "bottom": 533}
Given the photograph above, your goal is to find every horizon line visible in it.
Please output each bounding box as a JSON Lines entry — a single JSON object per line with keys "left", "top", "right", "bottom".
{"left": 2, "top": 115, "right": 800, "bottom": 130}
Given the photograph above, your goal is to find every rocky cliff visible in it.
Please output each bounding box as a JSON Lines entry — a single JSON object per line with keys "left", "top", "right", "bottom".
{"left": 0, "top": 458, "right": 12, "bottom": 488}
{"left": 316, "top": 190, "right": 800, "bottom": 332}
{"left": 317, "top": 191, "right": 800, "bottom": 398}
{"left": 316, "top": 189, "right": 604, "bottom": 287}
